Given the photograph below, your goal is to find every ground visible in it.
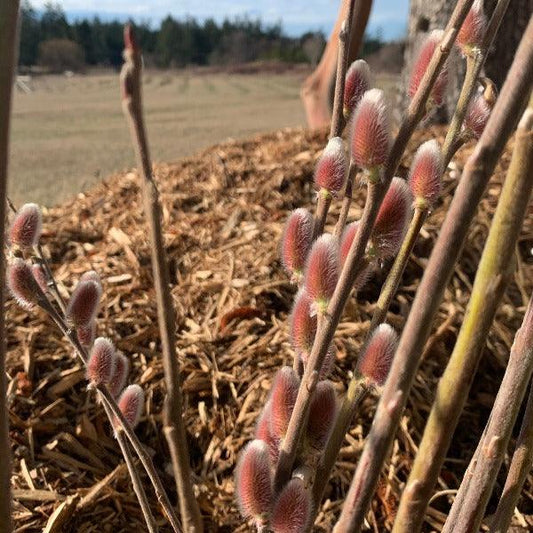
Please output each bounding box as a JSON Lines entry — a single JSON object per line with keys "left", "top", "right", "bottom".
{"left": 6, "top": 120, "right": 533, "bottom": 532}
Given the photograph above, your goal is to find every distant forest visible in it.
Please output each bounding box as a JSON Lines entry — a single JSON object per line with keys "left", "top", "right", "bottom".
{"left": 19, "top": 1, "right": 386, "bottom": 72}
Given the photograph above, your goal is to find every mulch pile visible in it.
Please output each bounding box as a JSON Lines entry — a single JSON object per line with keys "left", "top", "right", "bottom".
{"left": 6, "top": 125, "right": 533, "bottom": 532}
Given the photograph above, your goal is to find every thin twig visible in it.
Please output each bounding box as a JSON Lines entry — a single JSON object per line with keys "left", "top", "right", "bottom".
{"left": 273, "top": 0, "right": 476, "bottom": 496}
{"left": 333, "top": 15, "right": 533, "bottom": 533}
{"left": 439, "top": 111, "right": 533, "bottom": 533}
{"left": 312, "top": 0, "right": 355, "bottom": 241}
{"left": 333, "top": 161, "right": 358, "bottom": 238}
{"left": 101, "top": 403, "right": 159, "bottom": 533}
{"left": 0, "top": 2, "right": 20, "bottom": 532}
{"left": 119, "top": 26, "right": 203, "bottom": 532}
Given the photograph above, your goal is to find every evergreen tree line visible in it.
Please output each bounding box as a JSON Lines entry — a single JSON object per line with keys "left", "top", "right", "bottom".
{"left": 19, "top": 1, "right": 384, "bottom": 72}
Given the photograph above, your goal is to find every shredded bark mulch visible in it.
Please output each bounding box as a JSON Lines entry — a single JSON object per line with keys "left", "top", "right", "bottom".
{"left": 6, "top": 125, "right": 533, "bottom": 532}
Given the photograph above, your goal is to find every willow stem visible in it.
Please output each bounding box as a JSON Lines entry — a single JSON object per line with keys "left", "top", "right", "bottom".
{"left": 102, "top": 403, "right": 159, "bottom": 533}
{"left": 439, "top": 110, "right": 533, "bottom": 533}
{"left": 490, "top": 378, "right": 533, "bottom": 532}
{"left": 333, "top": 161, "right": 358, "bottom": 238}
{"left": 120, "top": 26, "right": 202, "bottom": 532}
{"left": 333, "top": 13, "right": 533, "bottom": 533}
{"left": 369, "top": 207, "right": 428, "bottom": 330}
{"left": 0, "top": 1, "right": 20, "bottom": 531}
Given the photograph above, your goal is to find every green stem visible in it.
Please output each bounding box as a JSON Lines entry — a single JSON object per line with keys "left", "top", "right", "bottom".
{"left": 393, "top": 105, "right": 533, "bottom": 533}
{"left": 369, "top": 208, "right": 427, "bottom": 331}
{"left": 439, "top": 110, "right": 533, "bottom": 533}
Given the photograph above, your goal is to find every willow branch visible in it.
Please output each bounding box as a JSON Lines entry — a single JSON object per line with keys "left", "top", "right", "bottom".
{"left": 442, "top": 0, "right": 511, "bottom": 166}
{"left": 119, "top": 26, "right": 202, "bottom": 533}
{"left": 333, "top": 14, "right": 533, "bottom": 533}
{"left": 102, "top": 402, "right": 159, "bottom": 533}
{"left": 490, "top": 377, "right": 533, "bottom": 532}
{"left": 272, "top": 0, "right": 476, "bottom": 495}
{"left": 312, "top": 0, "right": 355, "bottom": 241}
{"left": 333, "top": 161, "right": 358, "bottom": 238}
{"left": 0, "top": 2, "right": 20, "bottom": 531}
{"left": 439, "top": 112, "right": 533, "bottom": 533}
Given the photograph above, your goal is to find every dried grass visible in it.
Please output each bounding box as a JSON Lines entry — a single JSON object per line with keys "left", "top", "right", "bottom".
{"left": 6, "top": 125, "right": 533, "bottom": 532}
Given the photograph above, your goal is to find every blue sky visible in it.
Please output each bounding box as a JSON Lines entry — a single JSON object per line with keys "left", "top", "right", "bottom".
{"left": 31, "top": 0, "right": 410, "bottom": 40}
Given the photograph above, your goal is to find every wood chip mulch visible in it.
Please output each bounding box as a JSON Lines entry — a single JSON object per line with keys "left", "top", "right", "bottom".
{"left": 6, "top": 125, "right": 533, "bottom": 532}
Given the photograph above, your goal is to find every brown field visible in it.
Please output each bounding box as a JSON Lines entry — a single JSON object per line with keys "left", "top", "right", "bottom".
{"left": 10, "top": 70, "right": 400, "bottom": 207}
{"left": 10, "top": 70, "right": 308, "bottom": 206}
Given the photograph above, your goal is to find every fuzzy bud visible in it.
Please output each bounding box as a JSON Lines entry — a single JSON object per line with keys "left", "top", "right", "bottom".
{"left": 357, "top": 324, "right": 398, "bottom": 386}
{"left": 314, "top": 137, "right": 347, "bottom": 195}
{"left": 31, "top": 264, "right": 48, "bottom": 293}
{"left": 281, "top": 208, "right": 313, "bottom": 282}
{"left": 343, "top": 59, "right": 372, "bottom": 117}
{"left": 306, "top": 380, "right": 337, "bottom": 451}
{"left": 235, "top": 440, "right": 273, "bottom": 524}
{"left": 86, "top": 337, "right": 116, "bottom": 386}
{"left": 350, "top": 89, "right": 391, "bottom": 175}
{"left": 289, "top": 290, "right": 317, "bottom": 363}
{"left": 409, "top": 30, "right": 447, "bottom": 107}
{"left": 371, "top": 177, "right": 412, "bottom": 260}
{"left": 109, "top": 351, "right": 130, "bottom": 398}
{"left": 80, "top": 270, "right": 102, "bottom": 291}
{"left": 9, "top": 203, "right": 42, "bottom": 248}
{"left": 77, "top": 322, "right": 96, "bottom": 348}
{"left": 457, "top": 0, "right": 486, "bottom": 54}
{"left": 464, "top": 90, "right": 493, "bottom": 139}
{"left": 7, "top": 259, "right": 41, "bottom": 309}
{"left": 271, "top": 478, "right": 311, "bottom": 533}
{"left": 66, "top": 279, "right": 101, "bottom": 327}
{"left": 270, "top": 367, "right": 300, "bottom": 440}
{"left": 255, "top": 401, "right": 280, "bottom": 464}
{"left": 117, "top": 384, "right": 144, "bottom": 429}
{"left": 408, "top": 140, "right": 443, "bottom": 209}
{"left": 303, "top": 234, "right": 339, "bottom": 314}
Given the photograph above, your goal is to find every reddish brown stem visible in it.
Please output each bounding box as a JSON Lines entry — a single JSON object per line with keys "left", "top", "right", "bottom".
{"left": 120, "top": 26, "right": 202, "bottom": 532}
{"left": 0, "top": 2, "right": 20, "bottom": 532}
{"left": 333, "top": 15, "right": 533, "bottom": 532}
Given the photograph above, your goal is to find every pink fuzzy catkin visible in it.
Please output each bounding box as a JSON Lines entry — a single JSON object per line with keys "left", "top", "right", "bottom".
{"left": 371, "top": 177, "right": 412, "bottom": 260}
{"left": 235, "top": 440, "right": 273, "bottom": 523}
{"left": 408, "top": 140, "right": 443, "bottom": 208}
{"left": 350, "top": 88, "right": 391, "bottom": 173}
{"left": 109, "top": 351, "right": 130, "bottom": 398}
{"left": 255, "top": 401, "right": 280, "bottom": 463}
{"left": 303, "top": 234, "right": 340, "bottom": 314}
{"left": 281, "top": 208, "right": 313, "bottom": 282}
{"left": 117, "top": 384, "right": 144, "bottom": 429}
{"left": 7, "top": 259, "right": 41, "bottom": 310}
{"left": 465, "top": 92, "right": 492, "bottom": 139}
{"left": 270, "top": 367, "right": 300, "bottom": 440}
{"left": 457, "top": 0, "right": 486, "bottom": 53}
{"left": 306, "top": 380, "right": 337, "bottom": 451}
{"left": 9, "top": 203, "right": 42, "bottom": 248}
{"left": 31, "top": 264, "right": 48, "bottom": 293}
{"left": 289, "top": 290, "right": 317, "bottom": 363}
{"left": 77, "top": 321, "right": 96, "bottom": 348}
{"left": 86, "top": 337, "right": 116, "bottom": 386}
{"left": 343, "top": 59, "right": 372, "bottom": 117}
{"left": 66, "top": 279, "right": 101, "bottom": 327}
{"left": 314, "top": 137, "right": 347, "bottom": 195}
{"left": 357, "top": 323, "right": 398, "bottom": 386}
{"left": 270, "top": 478, "right": 311, "bottom": 533}
{"left": 409, "top": 30, "right": 447, "bottom": 107}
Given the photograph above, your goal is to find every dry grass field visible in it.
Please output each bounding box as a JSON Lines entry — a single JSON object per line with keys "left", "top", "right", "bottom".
{"left": 10, "top": 69, "right": 400, "bottom": 207}
{"left": 10, "top": 70, "right": 308, "bottom": 206}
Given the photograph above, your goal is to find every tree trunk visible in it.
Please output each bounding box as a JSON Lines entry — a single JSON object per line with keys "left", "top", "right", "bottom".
{"left": 403, "top": 0, "right": 532, "bottom": 119}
